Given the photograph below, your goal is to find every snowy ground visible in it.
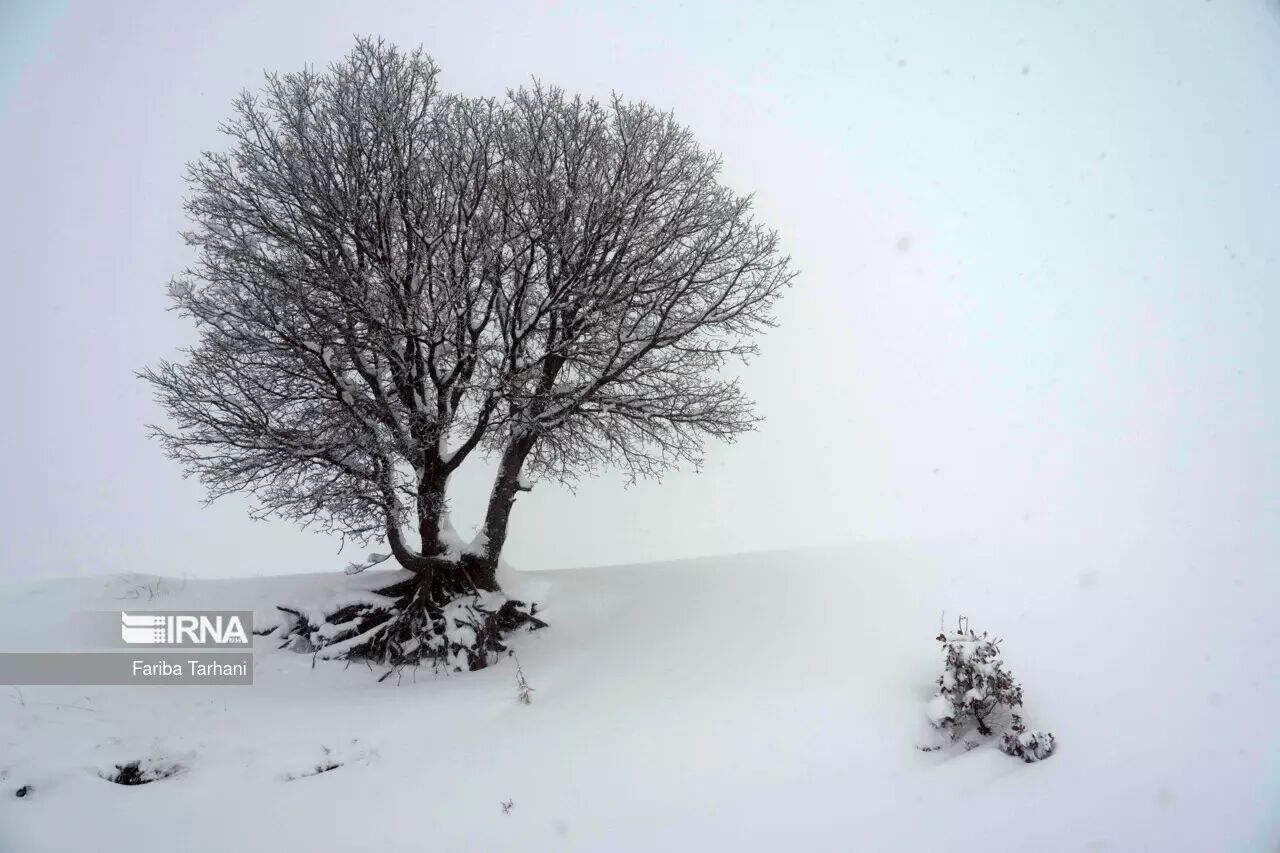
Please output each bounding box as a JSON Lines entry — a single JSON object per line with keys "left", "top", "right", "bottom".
{"left": 0, "top": 542, "right": 1276, "bottom": 852}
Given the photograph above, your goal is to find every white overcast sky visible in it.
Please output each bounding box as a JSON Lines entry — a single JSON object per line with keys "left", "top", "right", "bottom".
{"left": 1, "top": 0, "right": 1277, "bottom": 581}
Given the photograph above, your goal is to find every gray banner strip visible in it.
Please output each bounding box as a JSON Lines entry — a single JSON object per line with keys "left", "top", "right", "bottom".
{"left": 0, "top": 653, "right": 253, "bottom": 685}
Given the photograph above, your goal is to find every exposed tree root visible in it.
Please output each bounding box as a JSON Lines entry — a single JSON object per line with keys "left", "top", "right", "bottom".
{"left": 274, "top": 574, "right": 546, "bottom": 675}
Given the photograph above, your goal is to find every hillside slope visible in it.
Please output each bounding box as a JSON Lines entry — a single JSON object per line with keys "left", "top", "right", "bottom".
{"left": 0, "top": 542, "right": 1276, "bottom": 851}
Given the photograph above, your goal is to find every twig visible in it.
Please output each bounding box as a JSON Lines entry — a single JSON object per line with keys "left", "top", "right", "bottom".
{"left": 512, "top": 652, "right": 534, "bottom": 705}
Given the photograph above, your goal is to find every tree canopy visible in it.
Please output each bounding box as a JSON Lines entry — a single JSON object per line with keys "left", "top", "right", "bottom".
{"left": 144, "top": 38, "right": 793, "bottom": 593}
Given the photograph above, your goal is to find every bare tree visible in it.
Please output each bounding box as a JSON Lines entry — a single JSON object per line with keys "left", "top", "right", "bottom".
{"left": 144, "top": 40, "right": 792, "bottom": 605}
{"left": 463, "top": 85, "right": 794, "bottom": 588}
{"left": 144, "top": 40, "right": 508, "bottom": 595}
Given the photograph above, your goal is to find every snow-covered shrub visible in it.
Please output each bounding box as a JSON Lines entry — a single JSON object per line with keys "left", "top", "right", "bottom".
{"left": 927, "top": 617, "right": 1056, "bottom": 760}
{"left": 929, "top": 618, "right": 1023, "bottom": 736}
{"left": 998, "top": 714, "right": 1057, "bottom": 762}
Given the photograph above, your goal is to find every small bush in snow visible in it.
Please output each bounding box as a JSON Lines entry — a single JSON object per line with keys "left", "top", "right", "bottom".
{"left": 998, "top": 714, "right": 1057, "bottom": 763}
{"left": 929, "top": 617, "right": 1023, "bottom": 737}
{"left": 927, "top": 617, "right": 1056, "bottom": 761}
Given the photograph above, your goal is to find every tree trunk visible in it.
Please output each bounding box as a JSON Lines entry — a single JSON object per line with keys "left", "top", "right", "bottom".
{"left": 464, "top": 435, "right": 536, "bottom": 591}
{"left": 416, "top": 458, "right": 449, "bottom": 558}
{"left": 381, "top": 455, "right": 461, "bottom": 596}
{"left": 385, "top": 442, "right": 533, "bottom": 599}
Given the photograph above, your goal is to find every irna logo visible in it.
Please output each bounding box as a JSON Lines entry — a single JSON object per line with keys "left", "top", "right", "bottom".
{"left": 120, "top": 612, "right": 250, "bottom": 646}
